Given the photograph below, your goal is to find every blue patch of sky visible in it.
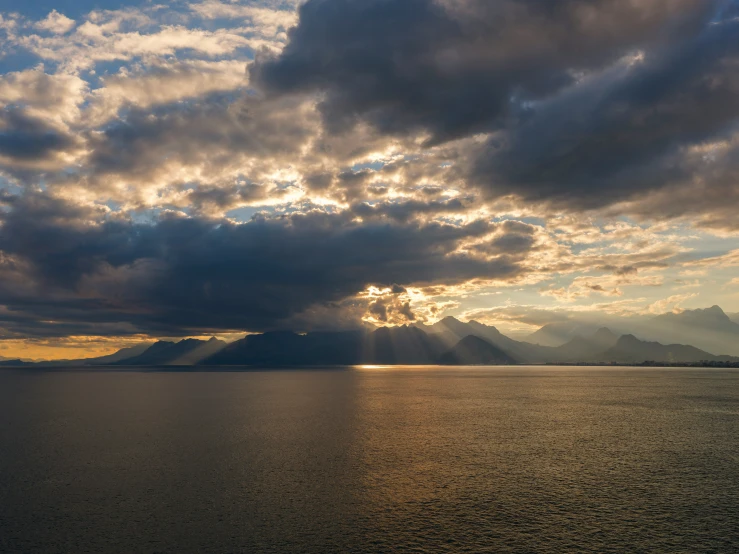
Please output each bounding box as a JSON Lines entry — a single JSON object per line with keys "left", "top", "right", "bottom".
{"left": 681, "top": 232, "right": 739, "bottom": 260}
{"left": 0, "top": 48, "right": 44, "bottom": 74}
{"left": 5, "top": 0, "right": 150, "bottom": 21}
{"left": 436, "top": 215, "right": 466, "bottom": 227}
{"left": 710, "top": 0, "right": 739, "bottom": 23}
{"left": 127, "top": 206, "right": 170, "bottom": 225}
{"left": 227, "top": 202, "right": 326, "bottom": 222}
{"left": 495, "top": 215, "right": 546, "bottom": 227}
{"left": 0, "top": 175, "right": 22, "bottom": 194}
{"left": 350, "top": 161, "right": 385, "bottom": 172}
{"left": 104, "top": 200, "right": 122, "bottom": 212}
{"left": 225, "top": 205, "right": 264, "bottom": 222}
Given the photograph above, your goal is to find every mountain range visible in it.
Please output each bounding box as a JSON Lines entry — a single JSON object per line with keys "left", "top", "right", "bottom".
{"left": 648, "top": 306, "right": 739, "bottom": 356}
{"left": 111, "top": 338, "right": 226, "bottom": 365}
{"left": 524, "top": 305, "right": 739, "bottom": 356}
{"left": 4, "top": 306, "right": 739, "bottom": 368}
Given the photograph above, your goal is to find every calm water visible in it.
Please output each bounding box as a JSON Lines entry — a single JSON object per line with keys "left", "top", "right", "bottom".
{"left": 1, "top": 366, "right": 738, "bottom": 553}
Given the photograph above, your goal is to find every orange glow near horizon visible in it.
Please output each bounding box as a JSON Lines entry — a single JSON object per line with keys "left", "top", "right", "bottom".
{"left": 0, "top": 333, "right": 246, "bottom": 362}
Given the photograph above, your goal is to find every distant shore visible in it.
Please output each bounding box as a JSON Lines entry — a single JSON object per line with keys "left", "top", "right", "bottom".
{"left": 546, "top": 361, "right": 739, "bottom": 368}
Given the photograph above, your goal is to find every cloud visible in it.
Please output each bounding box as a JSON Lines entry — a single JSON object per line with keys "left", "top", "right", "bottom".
{"left": 253, "top": 0, "right": 714, "bottom": 144}
{"left": 251, "top": 0, "right": 739, "bottom": 225}
{"left": 0, "top": 110, "right": 78, "bottom": 171}
{"left": 684, "top": 248, "right": 739, "bottom": 268}
{"left": 0, "top": 68, "right": 87, "bottom": 123}
{"left": 84, "top": 60, "right": 248, "bottom": 125}
{"left": 645, "top": 293, "right": 699, "bottom": 314}
{"left": 34, "top": 11, "right": 76, "bottom": 35}
{"left": 0, "top": 193, "right": 538, "bottom": 337}
{"left": 19, "top": 16, "right": 260, "bottom": 71}
{"left": 189, "top": 0, "right": 299, "bottom": 31}
{"left": 539, "top": 272, "right": 664, "bottom": 302}
{"left": 76, "top": 92, "right": 318, "bottom": 204}
{"left": 472, "top": 17, "right": 739, "bottom": 209}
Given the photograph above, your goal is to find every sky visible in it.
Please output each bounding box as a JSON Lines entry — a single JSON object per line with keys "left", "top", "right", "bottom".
{"left": 0, "top": 0, "right": 738, "bottom": 359}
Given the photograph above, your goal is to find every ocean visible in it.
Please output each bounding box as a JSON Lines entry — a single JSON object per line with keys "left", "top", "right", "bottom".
{"left": 1, "top": 366, "right": 738, "bottom": 553}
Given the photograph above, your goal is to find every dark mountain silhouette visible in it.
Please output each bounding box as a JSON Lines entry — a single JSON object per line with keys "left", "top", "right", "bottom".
{"left": 112, "top": 340, "right": 177, "bottom": 365}
{"left": 11, "top": 310, "right": 739, "bottom": 368}
{"left": 21, "top": 343, "right": 155, "bottom": 367}
{"left": 362, "top": 325, "right": 445, "bottom": 364}
{"left": 415, "top": 316, "right": 478, "bottom": 346}
{"left": 114, "top": 338, "right": 226, "bottom": 365}
{"left": 439, "top": 336, "right": 517, "bottom": 365}
{"left": 597, "top": 335, "right": 739, "bottom": 364}
{"left": 202, "top": 326, "right": 445, "bottom": 366}
{"left": 0, "top": 359, "right": 35, "bottom": 366}
{"left": 168, "top": 338, "right": 228, "bottom": 365}
{"left": 80, "top": 343, "right": 154, "bottom": 365}
{"left": 202, "top": 331, "right": 365, "bottom": 366}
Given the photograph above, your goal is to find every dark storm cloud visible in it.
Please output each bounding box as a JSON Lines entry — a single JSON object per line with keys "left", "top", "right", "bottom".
{"left": 472, "top": 220, "right": 539, "bottom": 258}
{"left": 253, "top": 0, "right": 715, "bottom": 144}
{"left": 252, "top": 0, "right": 739, "bottom": 215}
{"left": 475, "top": 16, "right": 739, "bottom": 207}
{"left": 0, "top": 110, "right": 74, "bottom": 162}
{"left": 0, "top": 194, "right": 530, "bottom": 337}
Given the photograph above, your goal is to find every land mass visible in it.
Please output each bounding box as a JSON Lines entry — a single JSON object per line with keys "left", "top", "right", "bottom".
{"left": 4, "top": 307, "right": 739, "bottom": 368}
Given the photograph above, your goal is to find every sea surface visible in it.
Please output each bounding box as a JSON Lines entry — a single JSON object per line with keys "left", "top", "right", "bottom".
{"left": 1, "top": 366, "right": 738, "bottom": 553}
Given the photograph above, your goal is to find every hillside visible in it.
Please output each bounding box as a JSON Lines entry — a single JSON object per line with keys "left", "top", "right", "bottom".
{"left": 649, "top": 306, "right": 739, "bottom": 356}
{"left": 114, "top": 338, "right": 226, "bottom": 365}
{"left": 439, "top": 336, "right": 517, "bottom": 365}
{"left": 598, "top": 335, "right": 739, "bottom": 364}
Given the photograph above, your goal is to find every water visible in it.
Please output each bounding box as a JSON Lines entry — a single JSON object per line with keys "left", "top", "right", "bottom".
{"left": 1, "top": 366, "right": 738, "bottom": 553}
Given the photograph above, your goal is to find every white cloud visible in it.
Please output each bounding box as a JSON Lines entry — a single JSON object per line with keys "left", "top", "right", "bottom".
{"left": 19, "top": 25, "right": 256, "bottom": 71}
{"left": 646, "top": 293, "right": 699, "bottom": 315}
{"left": 34, "top": 10, "right": 76, "bottom": 35}
{"left": 84, "top": 59, "right": 248, "bottom": 125}
{"left": 0, "top": 68, "right": 87, "bottom": 123}
{"left": 189, "top": 1, "right": 298, "bottom": 31}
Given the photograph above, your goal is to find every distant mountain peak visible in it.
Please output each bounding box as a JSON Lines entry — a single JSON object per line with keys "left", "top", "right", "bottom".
{"left": 659, "top": 305, "right": 730, "bottom": 322}
{"left": 592, "top": 327, "right": 617, "bottom": 341}
{"left": 524, "top": 321, "right": 586, "bottom": 347}
{"left": 440, "top": 316, "right": 462, "bottom": 324}
{"left": 439, "top": 335, "right": 517, "bottom": 365}
{"left": 701, "top": 305, "right": 730, "bottom": 319}
{"left": 647, "top": 304, "right": 739, "bottom": 356}
{"left": 613, "top": 334, "right": 646, "bottom": 350}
